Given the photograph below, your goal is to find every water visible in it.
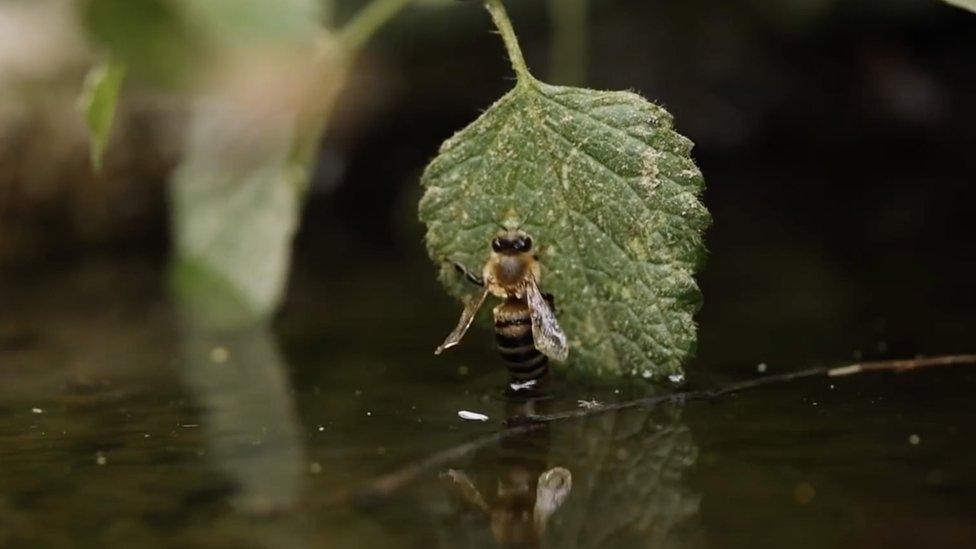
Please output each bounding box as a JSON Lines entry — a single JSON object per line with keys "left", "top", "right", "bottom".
{"left": 1, "top": 258, "right": 974, "bottom": 548}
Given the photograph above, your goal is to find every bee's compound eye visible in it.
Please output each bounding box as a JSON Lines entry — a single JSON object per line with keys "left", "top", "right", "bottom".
{"left": 491, "top": 238, "right": 504, "bottom": 252}
{"left": 522, "top": 237, "right": 533, "bottom": 252}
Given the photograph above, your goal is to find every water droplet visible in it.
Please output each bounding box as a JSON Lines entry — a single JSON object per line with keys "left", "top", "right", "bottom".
{"left": 509, "top": 379, "right": 537, "bottom": 391}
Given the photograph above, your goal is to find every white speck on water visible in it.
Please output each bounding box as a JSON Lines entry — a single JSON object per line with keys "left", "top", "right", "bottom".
{"left": 509, "top": 379, "right": 537, "bottom": 392}
{"left": 366, "top": 411, "right": 372, "bottom": 417}
{"left": 829, "top": 384, "right": 835, "bottom": 390}
{"left": 209, "top": 346, "right": 229, "bottom": 364}
{"left": 310, "top": 462, "right": 322, "bottom": 474}
{"left": 458, "top": 410, "right": 489, "bottom": 422}
{"left": 641, "top": 370, "right": 653, "bottom": 379}
{"left": 578, "top": 399, "right": 601, "bottom": 409}
{"left": 757, "top": 363, "right": 768, "bottom": 373}
{"left": 95, "top": 452, "right": 107, "bottom": 466}
{"left": 909, "top": 434, "right": 921, "bottom": 445}
{"left": 31, "top": 408, "right": 43, "bottom": 414}
{"left": 181, "top": 424, "right": 199, "bottom": 428}
{"left": 317, "top": 425, "right": 325, "bottom": 432}
{"left": 668, "top": 374, "right": 685, "bottom": 384}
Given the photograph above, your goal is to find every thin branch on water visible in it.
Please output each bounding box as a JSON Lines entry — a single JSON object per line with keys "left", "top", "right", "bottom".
{"left": 331, "top": 354, "right": 976, "bottom": 506}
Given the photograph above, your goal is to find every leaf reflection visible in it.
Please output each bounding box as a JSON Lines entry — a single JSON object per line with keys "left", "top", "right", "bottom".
{"left": 176, "top": 318, "right": 306, "bottom": 517}
{"left": 439, "top": 393, "right": 699, "bottom": 548}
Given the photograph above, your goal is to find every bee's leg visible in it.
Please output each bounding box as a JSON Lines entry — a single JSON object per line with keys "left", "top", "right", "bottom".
{"left": 452, "top": 261, "right": 484, "bottom": 287}
{"left": 439, "top": 469, "right": 489, "bottom": 513}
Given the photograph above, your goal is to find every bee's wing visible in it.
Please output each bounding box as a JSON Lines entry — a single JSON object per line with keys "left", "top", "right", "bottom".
{"left": 526, "top": 276, "right": 569, "bottom": 361}
{"left": 435, "top": 288, "right": 489, "bottom": 355}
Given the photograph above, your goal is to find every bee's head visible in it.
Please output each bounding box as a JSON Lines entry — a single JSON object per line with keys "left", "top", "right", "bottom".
{"left": 491, "top": 230, "right": 533, "bottom": 255}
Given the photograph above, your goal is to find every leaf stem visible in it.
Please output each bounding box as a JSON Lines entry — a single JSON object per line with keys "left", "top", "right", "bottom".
{"left": 484, "top": 0, "right": 534, "bottom": 85}
{"left": 338, "top": 0, "right": 413, "bottom": 54}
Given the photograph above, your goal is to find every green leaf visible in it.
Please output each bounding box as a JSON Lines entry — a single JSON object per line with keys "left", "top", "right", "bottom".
{"left": 77, "top": 57, "right": 125, "bottom": 172}
{"left": 943, "top": 0, "right": 976, "bottom": 13}
{"left": 418, "top": 79, "right": 709, "bottom": 380}
{"left": 170, "top": 99, "right": 307, "bottom": 328}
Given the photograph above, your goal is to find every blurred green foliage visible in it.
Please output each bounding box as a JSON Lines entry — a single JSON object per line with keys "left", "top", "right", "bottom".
{"left": 76, "top": 56, "right": 125, "bottom": 171}
{"left": 81, "top": 0, "right": 202, "bottom": 86}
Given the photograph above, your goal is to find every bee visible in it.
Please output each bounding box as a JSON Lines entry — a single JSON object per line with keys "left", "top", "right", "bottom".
{"left": 435, "top": 229, "right": 569, "bottom": 383}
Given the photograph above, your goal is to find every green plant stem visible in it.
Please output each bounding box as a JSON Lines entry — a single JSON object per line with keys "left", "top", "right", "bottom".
{"left": 484, "top": 0, "right": 534, "bottom": 85}
{"left": 338, "top": 0, "right": 413, "bottom": 53}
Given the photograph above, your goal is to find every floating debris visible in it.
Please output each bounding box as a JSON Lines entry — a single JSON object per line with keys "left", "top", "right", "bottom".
{"left": 31, "top": 407, "right": 43, "bottom": 414}
{"left": 577, "top": 399, "right": 602, "bottom": 409}
{"left": 668, "top": 373, "right": 685, "bottom": 384}
{"left": 457, "top": 410, "right": 489, "bottom": 422}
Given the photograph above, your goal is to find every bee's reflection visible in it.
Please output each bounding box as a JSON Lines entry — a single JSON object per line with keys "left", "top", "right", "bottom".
{"left": 440, "top": 384, "right": 700, "bottom": 549}
{"left": 441, "top": 392, "right": 572, "bottom": 547}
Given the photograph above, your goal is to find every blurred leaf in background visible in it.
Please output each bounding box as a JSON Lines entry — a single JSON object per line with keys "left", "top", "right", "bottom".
{"left": 77, "top": 57, "right": 125, "bottom": 172}
{"left": 81, "top": 0, "right": 202, "bottom": 87}
{"left": 78, "top": 0, "right": 431, "bottom": 324}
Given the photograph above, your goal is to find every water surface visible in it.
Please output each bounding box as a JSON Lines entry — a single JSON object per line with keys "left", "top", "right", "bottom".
{"left": 2, "top": 258, "right": 974, "bottom": 548}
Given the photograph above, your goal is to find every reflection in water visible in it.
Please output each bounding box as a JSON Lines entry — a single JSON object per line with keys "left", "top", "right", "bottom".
{"left": 549, "top": 402, "right": 700, "bottom": 549}
{"left": 176, "top": 317, "right": 307, "bottom": 517}
{"left": 442, "top": 396, "right": 573, "bottom": 548}
{"left": 440, "top": 389, "right": 700, "bottom": 549}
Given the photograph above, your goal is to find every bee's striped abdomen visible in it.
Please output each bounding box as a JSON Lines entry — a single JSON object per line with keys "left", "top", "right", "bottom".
{"left": 494, "top": 298, "right": 548, "bottom": 382}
